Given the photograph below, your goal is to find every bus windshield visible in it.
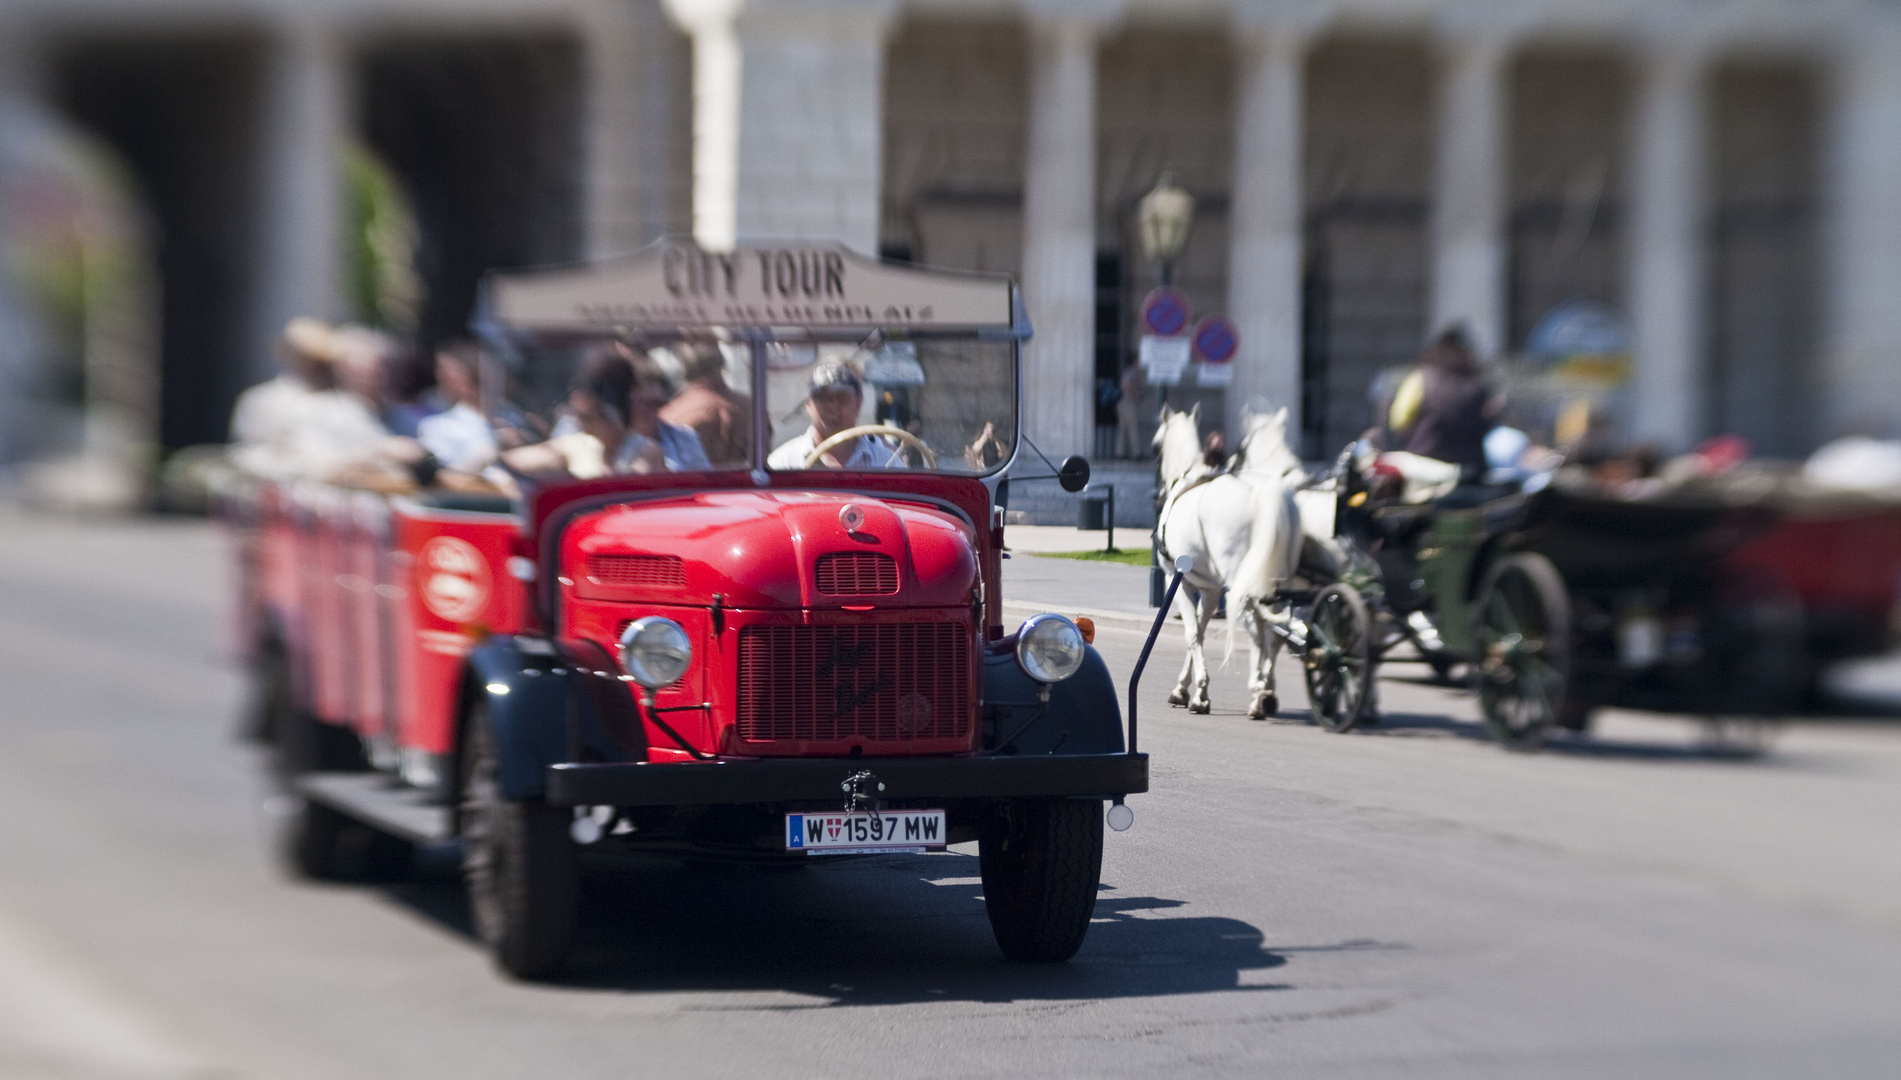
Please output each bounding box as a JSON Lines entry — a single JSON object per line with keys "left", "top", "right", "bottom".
{"left": 493, "top": 334, "right": 1016, "bottom": 479}
{"left": 763, "top": 337, "right": 1016, "bottom": 475}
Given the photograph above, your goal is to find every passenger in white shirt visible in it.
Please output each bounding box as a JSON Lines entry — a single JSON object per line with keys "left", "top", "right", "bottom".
{"left": 767, "top": 360, "right": 906, "bottom": 470}
{"left": 229, "top": 318, "right": 347, "bottom": 479}
{"left": 416, "top": 344, "right": 499, "bottom": 473}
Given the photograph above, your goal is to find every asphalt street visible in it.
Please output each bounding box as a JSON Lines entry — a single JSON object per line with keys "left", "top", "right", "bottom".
{"left": 1, "top": 512, "right": 1898, "bottom": 1080}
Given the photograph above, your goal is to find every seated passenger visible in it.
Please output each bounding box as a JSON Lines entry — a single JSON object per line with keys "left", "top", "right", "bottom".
{"left": 229, "top": 318, "right": 334, "bottom": 479}
{"left": 613, "top": 353, "right": 711, "bottom": 473}
{"left": 231, "top": 318, "right": 404, "bottom": 482}
{"left": 416, "top": 340, "right": 500, "bottom": 474}
{"left": 658, "top": 341, "right": 751, "bottom": 467}
{"left": 503, "top": 349, "right": 632, "bottom": 480}
{"left": 502, "top": 348, "right": 708, "bottom": 481}
{"left": 1388, "top": 326, "right": 1500, "bottom": 484}
{"left": 767, "top": 360, "right": 907, "bottom": 469}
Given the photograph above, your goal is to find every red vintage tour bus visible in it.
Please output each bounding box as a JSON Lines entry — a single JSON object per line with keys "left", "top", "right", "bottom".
{"left": 229, "top": 241, "right": 1157, "bottom": 979}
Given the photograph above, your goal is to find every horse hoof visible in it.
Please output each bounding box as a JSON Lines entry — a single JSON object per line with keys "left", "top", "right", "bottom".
{"left": 1168, "top": 691, "right": 1188, "bottom": 708}
{"left": 1256, "top": 694, "right": 1277, "bottom": 718}
{"left": 1189, "top": 700, "right": 1211, "bottom": 715}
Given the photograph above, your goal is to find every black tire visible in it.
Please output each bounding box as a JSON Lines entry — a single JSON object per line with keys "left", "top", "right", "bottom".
{"left": 245, "top": 638, "right": 293, "bottom": 744}
{"left": 979, "top": 799, "right": 1104, "bottom": 962}
{"left": 270, "top": 696, "right": 369, "bottom": 880}
{"left": 280, "top": 797, "right": 352, "bottom": 880}
{"left": 1473, "top": 553, "right": 1572, "bottom": 751}
{"left": 1303, "top": 583, "right": 1374, "bottom": 733}
{"left": 460, "top": 705, "right": 579, "bottom": 980}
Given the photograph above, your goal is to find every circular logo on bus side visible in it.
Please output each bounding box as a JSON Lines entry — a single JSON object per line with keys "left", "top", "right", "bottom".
{"left": 418, "top": 536, "right": 492, "bottom": 623}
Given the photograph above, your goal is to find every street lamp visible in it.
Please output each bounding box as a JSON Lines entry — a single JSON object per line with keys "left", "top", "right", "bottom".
{"left": 1136, "top": 172, "right": 1196, "bottom": 286}
{"left": 1135, "top": 173, "right": 1196, "bottom": 609}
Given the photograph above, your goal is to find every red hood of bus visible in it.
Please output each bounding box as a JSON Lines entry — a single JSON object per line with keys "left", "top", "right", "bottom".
{"left": 563, "top": 490, "right": 978, "bottom": 609}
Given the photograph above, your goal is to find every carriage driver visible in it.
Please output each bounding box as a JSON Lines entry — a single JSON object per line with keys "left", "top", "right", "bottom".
{"left": 767, "top": 359, "right": 908, "bottom": 470}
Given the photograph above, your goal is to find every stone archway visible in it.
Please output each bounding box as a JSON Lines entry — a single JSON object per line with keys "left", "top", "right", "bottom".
{"left": 356, "top": 35, "right": 585, "bottom": 351}
{"left": 52, "top": 33, "right": 270, "bottom": 458}
{"left": 0, "top": 118, "right": 159, "bottom": 508}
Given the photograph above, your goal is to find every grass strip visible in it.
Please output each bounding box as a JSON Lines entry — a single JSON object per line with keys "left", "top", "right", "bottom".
{"left": 1026, "top": 547, "right": 1153, "bottom": 567}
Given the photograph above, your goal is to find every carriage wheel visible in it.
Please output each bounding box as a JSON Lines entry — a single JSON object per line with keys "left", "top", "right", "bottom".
{"left": 1303, "top": 583, "right": 1374, "bottom": 733}
{"left": 1473, "top": 554, "right": 1572, "bottom": 751}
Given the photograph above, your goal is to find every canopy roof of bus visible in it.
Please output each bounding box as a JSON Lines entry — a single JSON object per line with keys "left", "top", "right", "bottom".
{"left": 480, "top": 239, "right": 1027, "bottom": 342}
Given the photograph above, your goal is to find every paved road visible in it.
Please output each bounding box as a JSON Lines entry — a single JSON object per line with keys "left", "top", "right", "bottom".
{"left": 1, "top": 512, "right": 1898, "bottom": 1080}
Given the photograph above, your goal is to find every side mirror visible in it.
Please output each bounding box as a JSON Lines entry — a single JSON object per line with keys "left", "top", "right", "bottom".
{"left": 1058, "top": 455, "right": 1091, "bottom": 493}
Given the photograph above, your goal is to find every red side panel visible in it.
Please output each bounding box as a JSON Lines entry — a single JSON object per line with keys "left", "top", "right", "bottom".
{"left": 255, "top": 487, "right": 303, "bottom": 643}
{"left": 345, "top": 494, "right": 391, "bottom": 741}
{"left": 391, "top": 504, "right": 528, "bottom": 755}
{"left": 297, "top": 490, "right": 356, "bottom": 725}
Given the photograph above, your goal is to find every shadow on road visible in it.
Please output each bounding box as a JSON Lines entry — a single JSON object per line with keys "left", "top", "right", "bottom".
{"left": 377, "top": 849, "right": 1304, "bottom": 1003}
{"left": 1342, "top": 707, "right": 1801, "bottom": 763}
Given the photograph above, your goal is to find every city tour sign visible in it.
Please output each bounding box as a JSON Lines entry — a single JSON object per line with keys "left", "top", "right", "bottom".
{"left": 487, "top": 240, "right": 1017, "bottom": 334}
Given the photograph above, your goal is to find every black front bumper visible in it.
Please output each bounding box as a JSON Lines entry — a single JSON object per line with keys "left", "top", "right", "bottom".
{"left": 545, "top": 752, "right": 1148, "bottom": 808}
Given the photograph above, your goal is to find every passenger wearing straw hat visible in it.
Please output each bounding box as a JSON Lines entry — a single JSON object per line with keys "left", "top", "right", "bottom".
{"left": 229, "top": 318, "right": 346, "bottom": 479}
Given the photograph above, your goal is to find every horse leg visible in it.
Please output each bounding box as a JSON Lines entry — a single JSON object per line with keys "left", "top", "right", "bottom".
{"left": 1242, "top": 602, "right": 1275, "bottom": 719}
{"left": 1168, "top": 584, "right": 1200, "bottom": 707}
{"left": 1245, "top": 602, "right": 1284, "bottom": 719}
{"left": 1259, "top": 609, "right": 1282, "bottom": 718}
{"left": 1188, "top": 589, "right": 1215, "bottom": 714}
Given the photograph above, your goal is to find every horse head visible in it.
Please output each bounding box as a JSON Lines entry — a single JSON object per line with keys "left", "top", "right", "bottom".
{"left": 1236, "top": 406, "right": 1301, "bottom": 480}
{"left": 1154, "top": 403, "right": 1205, "bottom": 487}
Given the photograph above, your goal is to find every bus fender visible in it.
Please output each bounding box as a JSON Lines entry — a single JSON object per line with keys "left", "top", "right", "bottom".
{"left": 982, "top": 643, "right": 1124, "bottom": 756}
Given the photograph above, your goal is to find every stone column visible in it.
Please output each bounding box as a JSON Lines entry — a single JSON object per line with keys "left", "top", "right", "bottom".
{"left": 1225, "top": 25, "right": 1305, "bottom": 445}
{"left": 1430, "top": 35, "right": 1508, "bottom": 359}
{"left": 1627, "top": 47, "right": 1708, "bottom": 450}
{"left": 1019, "top": 15, "right": 1099, "bottom": 461}
{"left": 1822, "top": 29, "right": 1901, "bottom": 440}
{"left": 583, "top": 0, "right": 692, "bottom": 258}
{"left": 667, "top": 0, "right": 892, "bottom": 251}
{"left": 254, "top": 20, "right": 347, "bottom": 385}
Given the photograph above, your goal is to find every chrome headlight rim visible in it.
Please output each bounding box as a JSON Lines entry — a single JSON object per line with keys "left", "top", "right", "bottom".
{"left": 618, "top": 616, "right": 693, "bottom": 690}
{"left": 1015, "top": 613, "right": 1087, "bottom": 684}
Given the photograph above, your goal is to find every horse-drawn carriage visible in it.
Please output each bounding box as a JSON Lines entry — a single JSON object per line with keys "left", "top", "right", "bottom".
{"left": 1151, "top": 408, "right": 1379, "bottom": 733}
{"left": 1335, "top": 457, "right": 1901, "bottom": 751}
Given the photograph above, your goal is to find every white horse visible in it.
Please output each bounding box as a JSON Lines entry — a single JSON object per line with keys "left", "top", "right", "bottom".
{"left": 1153, "top": 406, "right": 1304, "bottom": 718}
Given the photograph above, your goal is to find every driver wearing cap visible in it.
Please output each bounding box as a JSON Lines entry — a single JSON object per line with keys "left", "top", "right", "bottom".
{"left": 767, "top": 360, "right": 908, "bottom": 469}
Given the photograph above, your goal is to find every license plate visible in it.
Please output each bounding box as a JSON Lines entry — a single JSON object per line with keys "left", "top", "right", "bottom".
{"left": 785, "top": 810, "right": 947, "bottom": 855}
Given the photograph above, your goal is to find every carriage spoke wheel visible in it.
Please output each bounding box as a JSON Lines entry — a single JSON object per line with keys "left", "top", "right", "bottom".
{"left": 1473, "top": 554, "right": 1572, "bottom": 752}
{"left": 1303, "top": 583, "right": 1374, "bottom": 733}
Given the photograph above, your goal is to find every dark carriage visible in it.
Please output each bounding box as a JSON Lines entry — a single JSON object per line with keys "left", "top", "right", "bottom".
{"left": 1338, "top": 466, "right": 1831, "bottom": 751}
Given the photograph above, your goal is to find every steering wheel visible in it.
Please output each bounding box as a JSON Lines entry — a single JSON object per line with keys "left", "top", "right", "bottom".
{"left": 803, "top": 424, "right": 938, "bottom": 469}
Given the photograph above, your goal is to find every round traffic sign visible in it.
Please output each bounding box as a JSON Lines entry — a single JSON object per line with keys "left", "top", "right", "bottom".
{"left": 1141, "top": 287, "right": 1191, "bottom": 337}
{"left": 1193, "top": 314, "right": 1238, "bottom": 364}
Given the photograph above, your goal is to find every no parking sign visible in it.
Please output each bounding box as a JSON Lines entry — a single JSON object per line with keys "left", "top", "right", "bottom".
{"left": 1192, "top": 314, "right": 1238, "bottom": 386}
{"left": 1141, "top": 288, "right": 1191, "bottom": 337}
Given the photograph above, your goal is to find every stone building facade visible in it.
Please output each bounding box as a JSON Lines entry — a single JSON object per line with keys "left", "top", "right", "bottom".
{"left": 0, "top": 0, "right": 1895, "bottom": 472}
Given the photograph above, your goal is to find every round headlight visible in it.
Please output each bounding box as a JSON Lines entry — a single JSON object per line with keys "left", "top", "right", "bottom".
{"left": 618, "top": 617, "right": 692, "bottom": 689}
{"left": 1015, "top": 613, "right": 1086, "bottom": 684}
